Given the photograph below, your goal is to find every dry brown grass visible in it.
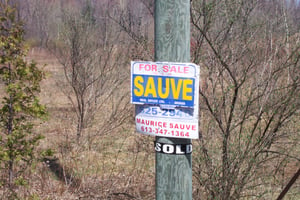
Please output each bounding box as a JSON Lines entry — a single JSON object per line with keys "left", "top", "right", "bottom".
{"left": 1, "top": 48, "right": 298, "bottom": 199}
{"left": 16, "top": 48, "right": 156, "bottom": 200}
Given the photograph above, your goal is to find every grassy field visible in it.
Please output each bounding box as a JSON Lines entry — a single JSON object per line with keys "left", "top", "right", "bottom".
{"left": 23, "top": 48, "right": 156, "bottom": 199}
{"left": 1, "top": 48, "right": 296, "bottom": 199}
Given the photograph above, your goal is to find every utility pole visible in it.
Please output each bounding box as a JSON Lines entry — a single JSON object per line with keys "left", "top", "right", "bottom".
{"left": 155, "top": 0, "right": 192, "bottom": 199}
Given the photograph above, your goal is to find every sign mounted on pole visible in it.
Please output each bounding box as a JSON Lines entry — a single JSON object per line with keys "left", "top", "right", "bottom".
{"left": 131, "top": 61, "right": 200, "bottom": 139}
{"left": 131, "top": 61, "right": 198, "bottom": 107}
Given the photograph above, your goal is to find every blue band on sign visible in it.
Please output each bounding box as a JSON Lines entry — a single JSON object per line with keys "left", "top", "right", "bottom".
{"left": 154, "top": 141, "right": 192, "bottom": 155}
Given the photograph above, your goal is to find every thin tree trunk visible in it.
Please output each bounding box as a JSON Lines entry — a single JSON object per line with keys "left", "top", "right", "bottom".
{"left": 276, "top": 168, "right": 300, "bottom": 200}
{"left": 7, "top": 63, "right": 14, "bottom": 188}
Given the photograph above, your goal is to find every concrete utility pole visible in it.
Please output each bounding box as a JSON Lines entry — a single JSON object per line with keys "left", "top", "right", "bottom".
{"left": 155, "top": 0, "right": 192, "bottom": 199}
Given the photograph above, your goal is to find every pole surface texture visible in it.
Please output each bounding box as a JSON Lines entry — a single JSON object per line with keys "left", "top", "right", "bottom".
{"left": 155, "top": 1, "right": 192, "bottom": 199}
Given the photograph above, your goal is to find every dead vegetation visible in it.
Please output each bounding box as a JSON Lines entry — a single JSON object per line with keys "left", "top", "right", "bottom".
{"left": 0, "top": 0, "right": 299, "bottom": 199}
{"left": 16, "top": 48, "right": 153, "bottom": 200}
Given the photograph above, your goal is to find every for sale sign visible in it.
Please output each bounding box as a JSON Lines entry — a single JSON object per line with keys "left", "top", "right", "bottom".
{"left": 131, "top": 61, "right": 198, "bottom": 107}
{"left": 131, "top": 61, "right": 200, "bottom": 139}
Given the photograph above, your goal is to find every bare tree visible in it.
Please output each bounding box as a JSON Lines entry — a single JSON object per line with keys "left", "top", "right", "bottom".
{"left": 191, "top": 0, "right": 300, "bottom": 199}
{"left": 48, "top": 1, "right": 130, "bottom": 143}
{"left": 16, "top": 0, "right": 61, "bottom": 47}
{"left": 109, "top": 0, "right": 154, "bottom": 61}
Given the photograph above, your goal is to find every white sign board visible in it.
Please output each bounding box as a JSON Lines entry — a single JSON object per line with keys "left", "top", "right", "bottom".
{"left": 131, "top": 61, "right": 200, "bottom": 139}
